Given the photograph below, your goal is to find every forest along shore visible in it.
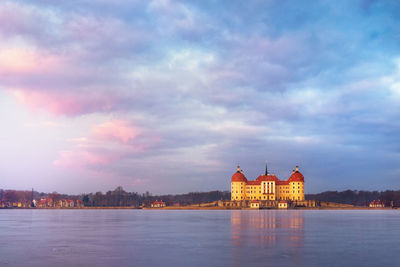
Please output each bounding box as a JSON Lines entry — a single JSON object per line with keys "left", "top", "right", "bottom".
{"left": 2, "top": 188, "right": 400, "bottom": 209}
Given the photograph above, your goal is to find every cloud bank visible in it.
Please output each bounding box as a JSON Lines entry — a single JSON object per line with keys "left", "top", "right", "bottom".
{"left": 1, "top": 0, "right": 400, "bottom": 193}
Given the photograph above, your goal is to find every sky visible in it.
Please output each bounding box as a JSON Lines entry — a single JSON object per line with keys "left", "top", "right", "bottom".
{"left": 0, "top": 0, "right": 400, "bottom": 194}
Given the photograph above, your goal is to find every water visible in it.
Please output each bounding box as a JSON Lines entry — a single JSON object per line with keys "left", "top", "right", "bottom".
{"left": 0, "top": 210, "right": 399, "bottom": 267}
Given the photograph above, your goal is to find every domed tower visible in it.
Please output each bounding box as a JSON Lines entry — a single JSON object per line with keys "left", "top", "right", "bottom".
{"left": 231, "top": 166, "right": 247, "bottom": 201}
{"left": 288, "top": 166, "right": 305, "bottom": 201}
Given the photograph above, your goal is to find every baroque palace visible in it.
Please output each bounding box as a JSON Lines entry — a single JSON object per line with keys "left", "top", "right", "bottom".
{"left": 231, "top": 163, "right": 305, "bottom": 202}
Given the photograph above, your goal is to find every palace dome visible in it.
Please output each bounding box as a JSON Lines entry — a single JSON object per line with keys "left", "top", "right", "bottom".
{"left": 288, "top": 171, "right": 304, "bottom": 182}
{"left": 231, "top": 172, "right": 247, "bottom": 183}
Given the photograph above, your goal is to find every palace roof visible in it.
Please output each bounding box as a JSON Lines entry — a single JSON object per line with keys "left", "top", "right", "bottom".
{"left": 256, "top": 174, "right": 280, "bottom": 182}
{"left": 276, "top": 180, "right": 289, "bottom": 185}
{"left": 231, "top": 165, "right": 304, "bottom": 184}
{"left": 247, "top": 180, "right": 260, "bottom": 185}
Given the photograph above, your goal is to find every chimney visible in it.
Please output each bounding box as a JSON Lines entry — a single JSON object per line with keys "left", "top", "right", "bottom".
{"left": 237, "top": 165, "right": 241, "bottom": 172}
{"left": 296, "top": 166, "right": 299, "bottom": 172}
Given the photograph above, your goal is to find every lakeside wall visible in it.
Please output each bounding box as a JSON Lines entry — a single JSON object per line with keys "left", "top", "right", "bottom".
{"left": 217, "top": 200, "right": 355, "bottom": 209}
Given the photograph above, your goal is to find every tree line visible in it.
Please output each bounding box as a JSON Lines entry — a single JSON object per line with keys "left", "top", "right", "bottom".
{"left": 0, "top": 187, "right": 231, "bottom": 207}
{"left": 0, "top": 189, "right": 82, "bottom": 207}
{"left": 306, "top": 190, "right": 400, "bottom": 206}
{"left": 4, "top": 187, "right": 400, "bottom": 207}
{"left": 82, "top": 186, "right": 231, "bottom": 207}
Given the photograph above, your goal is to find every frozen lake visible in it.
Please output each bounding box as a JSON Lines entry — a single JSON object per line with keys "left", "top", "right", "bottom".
{"left": 0, "top": 209, "right": 399, "bottom": 266}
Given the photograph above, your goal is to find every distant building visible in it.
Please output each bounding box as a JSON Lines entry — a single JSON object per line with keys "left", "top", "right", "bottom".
{"left": 66, "top": 199, "right": 74, "bottom": 208}
{"left": 76, "top": 200, "right": 84, "bottom": 208}
{"left": 58, "top": 200, "right": 66, "bottom": 207}
{"left": 231, "top": 162, "right": 305, "bottom": 201}
{"left": 151, "top": 201, "right": 166, "bottom": 208}
{"left": 369, "top": 200, "right": 385, "bottom": 208}
{"left": 36, "top": 198, "right": 83, "bottom": 208}
{"left": 36, "top": 198, "right": 53, "bottom": 208}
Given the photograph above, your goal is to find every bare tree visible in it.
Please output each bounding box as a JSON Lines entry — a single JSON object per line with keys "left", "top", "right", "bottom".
{"left": 3, "top": 190, "right": 18, "bottom": 205}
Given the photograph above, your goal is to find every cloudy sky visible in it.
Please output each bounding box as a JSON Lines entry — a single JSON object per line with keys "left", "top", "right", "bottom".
{"left": 1, "top": 0, "right": 399, "bottom": 194}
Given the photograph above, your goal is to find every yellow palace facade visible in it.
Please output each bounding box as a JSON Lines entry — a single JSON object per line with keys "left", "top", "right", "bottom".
{"left": 231, "top": 163, "right": 305, "bottom": 201}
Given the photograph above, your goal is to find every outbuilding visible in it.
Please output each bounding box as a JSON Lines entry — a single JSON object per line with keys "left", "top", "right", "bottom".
{"left": 250, "top": 200, "right": 260, "bottom": 209}
{"left": 278, "top": 201, "right": 288, "bottom": 209}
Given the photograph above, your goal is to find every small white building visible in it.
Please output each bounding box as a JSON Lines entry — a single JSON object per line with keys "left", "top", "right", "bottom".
{"left": 250, "top": 200, "right": 260, "bottom": 209}
{"left": 369, "top": 200, "right": 384, "bottom": 208}
{"left": 151, "top": 200, "right": 166, "bottom": 208}
{"left": 278, "top": 201, "right": 288, "bottom": 209}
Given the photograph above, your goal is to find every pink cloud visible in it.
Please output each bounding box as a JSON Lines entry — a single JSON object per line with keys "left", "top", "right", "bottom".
{"left": 0, "top": 46, "right": 117, "bottom": 116}
{"left": 53, "top": 119, "right": 160, "bottom": 173}
{"left": 0, "top": 47, "right": 61, "bottom": 75}
{"left": 0, "top": 43, "right": 124, "bottom": 117}
{"left": 10, "top": 90, "right": 115, "bottom": 116}
{"left": 53, "top": 150, "right": 117, "bottom": 169}
{"left": 91, "top": 120, "right": 140, "bottom": 144}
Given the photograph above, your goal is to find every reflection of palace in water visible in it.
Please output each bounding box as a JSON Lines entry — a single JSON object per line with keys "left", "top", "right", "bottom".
{"left": 230, "top": 210, "right": 304, "bottom": 262}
